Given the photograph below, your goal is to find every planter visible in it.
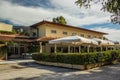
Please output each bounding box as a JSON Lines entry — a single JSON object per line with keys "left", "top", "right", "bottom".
{"left": 94, "top": 63, "right": 100, "bottom": 67}
{"left": 111, "top": 60, "right": 118, "bottom": 64}
{"left": 57, "top": 63, "right": 72, "bottom": 68}
{"left": 85, "top": 64, "right": 95, "bottom": 69}
{"left": 72, "top": 64, "right": 85, "bottom": 70}
{"left": 36, "top": 60, "right": 119, "bottom": 70}
{"left": 47, "top": 62, "right": 58, "bottom": 66}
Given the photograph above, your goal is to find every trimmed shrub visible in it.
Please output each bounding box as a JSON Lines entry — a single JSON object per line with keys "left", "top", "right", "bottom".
{"left": 32, "top": 50, "right": 120, "bottom": 65}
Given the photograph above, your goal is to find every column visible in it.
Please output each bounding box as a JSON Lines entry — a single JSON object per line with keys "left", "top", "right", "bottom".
{"left": 106, "top": 46, "right": 108, "bottom": 51}
{"left": 79, "top": 46, "right": 81, "bottom": 53}
{"left": 87, "top": 45, "right": 90, "bottom": 53}
{"left": 94, "top": 46, "right": 96, "bottom": 52}
{"left": 39, "top": 42, "right": 42, "bottom": 53}
{"left": 54, "top": 44, "right": 57, "bottom": 53}
{"left": 68, "top": 45, "right": 70, "bottom": 53}
{"left": 100, "top": 46, "right": 103, "bottom": 52}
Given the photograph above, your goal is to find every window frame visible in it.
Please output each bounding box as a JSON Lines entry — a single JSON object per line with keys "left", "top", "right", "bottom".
{"left": 51, "top": 30, "right": 57, "bottom": 34}
{"left": 63, "top": 31, "right": 68, "bottom": 35}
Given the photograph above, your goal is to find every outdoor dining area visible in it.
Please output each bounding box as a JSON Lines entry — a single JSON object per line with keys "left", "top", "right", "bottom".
{"left": 48, "top": 35, "right": 119, "bottom": 53}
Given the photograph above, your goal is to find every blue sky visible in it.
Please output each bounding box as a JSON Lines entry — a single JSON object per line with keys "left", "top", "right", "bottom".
{"left": 0, "top": 0, "right": 120, "bottom": 41}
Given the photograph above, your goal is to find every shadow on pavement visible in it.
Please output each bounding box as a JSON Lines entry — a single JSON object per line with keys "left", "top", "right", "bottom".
{"left": 18, "top": 61, "right": 77, "bottom": 73}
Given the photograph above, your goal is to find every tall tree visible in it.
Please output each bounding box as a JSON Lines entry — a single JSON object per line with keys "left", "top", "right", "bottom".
{"left": 52, "top": 16, "right": 67, "bottom": 25}
{"left": 75, "top": 0, "right": 120, "bottom": 24}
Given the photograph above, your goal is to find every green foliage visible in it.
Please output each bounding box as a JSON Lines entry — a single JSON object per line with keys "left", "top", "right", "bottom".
{"left": 32, "top": 50, "right": 120, "bottom": 65}
{"left": 13, "top": 29, "right": 29, "bottom": 36}
{"left": 52, "top": 16, "right": 67, "bottom": 25}
{"left": 20, "top": 32, "right": 29, "bottom": 36}
{"left": 75, "top": 0, "right": 120, "bottom": 24}
{"left": 0, "top": 46, "right": 7, "bottom": 59}
{"left": 28, "top": 45, "right": 39, "bottom": 53}
{"left": 0, "top": 30, "right": 15, "bottom": 34}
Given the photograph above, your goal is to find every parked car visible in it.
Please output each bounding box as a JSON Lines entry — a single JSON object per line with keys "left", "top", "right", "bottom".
{"left": 22, "top": 53, "right": 32, "bottom": 59}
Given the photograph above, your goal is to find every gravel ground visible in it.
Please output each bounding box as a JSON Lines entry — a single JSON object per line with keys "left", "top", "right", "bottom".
{"left": 0, "top": 62, "right": 120, "bottom": 80}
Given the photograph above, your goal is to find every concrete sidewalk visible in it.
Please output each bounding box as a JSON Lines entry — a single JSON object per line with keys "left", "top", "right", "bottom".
{"left": 0, "top": 59, "right": 34, "bottom": 65}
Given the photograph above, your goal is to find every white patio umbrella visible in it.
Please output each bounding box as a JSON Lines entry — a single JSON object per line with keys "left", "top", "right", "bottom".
{"left": 93, "top": 38, "right": 114, "bottom": 46}
{"left": 92, "top": 38, "right": 115, "bottom": 51}
{"left": 107, "top": 41, "right": 114, "bottom": 46}
{"left": 49, "top": 35, "right": 98, "bottom": 45}
{"left": 49, "top": 35, "right": 99, "bottom": 53}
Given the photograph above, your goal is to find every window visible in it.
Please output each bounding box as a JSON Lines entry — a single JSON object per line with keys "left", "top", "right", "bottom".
{"left": 99, "top": 37, "right": 102, "bottom": 39}
{"left": 63, "top": 31, "right": 67, "bottom": 35}
{"left": 72, "top": 33, "right": 77, "bottom": 36}
{"left": 51, "top": 30, "right": 57, "bottom": 34}
{"left": 32, "top": 32, "right": 36, "bottom": 37}
{"left": 80, "top": 34, "right": 84, "bottom": 37}
{"left": 88, "top": 35, "right": 91, "bottom": 38}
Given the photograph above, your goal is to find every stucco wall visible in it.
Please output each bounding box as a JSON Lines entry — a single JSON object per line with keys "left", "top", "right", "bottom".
{"left": 43, "top": 24, "right": 104, "bottom": 39}
{"left": 0, "top": 23, "right": 13, "bottom": 32}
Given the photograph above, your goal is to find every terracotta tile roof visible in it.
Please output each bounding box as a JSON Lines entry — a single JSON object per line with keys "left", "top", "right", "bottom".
{"left": 0, "top": 34, "right": 55, "bottom": 42}
{"left": 0, "top": 34, "right": 33, "bottom": 42}
{"left": 30, "top": 20, "right": 107, "bottom": 35}
{"left": 35, "top": 37, "right": 56, "bottom": 42}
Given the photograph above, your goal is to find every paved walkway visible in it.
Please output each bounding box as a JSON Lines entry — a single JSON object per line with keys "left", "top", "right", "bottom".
{"left": 0, "top": 59, "right": 34, "bottom": 65}
{"left": 0, "top": 60, "right": 120, "bottom": 80}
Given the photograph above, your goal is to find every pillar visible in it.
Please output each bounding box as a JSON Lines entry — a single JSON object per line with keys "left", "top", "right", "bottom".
{"left": 79, "top": 46, "right": 81, "bottom": 53}
{"left": 94, "top": 46, "right": 96, "bottom": 52}
{"left": 87, "top": 45, "right": 90, "bottom": 53}
{"left": 39, "top": 42, "right": 42, "bottom": 53}
{"left": 54, "top": 44, "right": 57, "bottom": 53}
{"left": 100, "top": 46, "right": 102, "bottom": 52}
{"left": 106, "top": 46, "right": 108, "bottom": 51}
{"left": 68, "top": 45, "right": 70, "bottom": 53}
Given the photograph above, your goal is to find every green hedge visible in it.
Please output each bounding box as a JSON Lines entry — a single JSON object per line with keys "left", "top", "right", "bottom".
{"left": 32, "top": 50, "right": 120, "bottom": 65}
{"left": 0, "top": 30, "right": 15, "bottom": 34}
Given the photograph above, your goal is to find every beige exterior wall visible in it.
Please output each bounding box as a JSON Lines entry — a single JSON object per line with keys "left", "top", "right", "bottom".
{"left": 0, "top": 23, "right": 13, "bottom": 32}
{"left": 38, "top": 24, "right": 104, "bottom": 39}
{"left": 38, "top": 24, "right": 46, "bottom": 37}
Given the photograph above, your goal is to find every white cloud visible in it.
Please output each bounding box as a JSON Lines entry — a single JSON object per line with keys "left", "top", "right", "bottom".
{"left": 91, "top": 27, "right": 120, "bottom": 42}
{"left": 50, "top": 0, "right": 110, "bottom": 26}
{"left": 0, "top": 0, "right": 119, "bottom": 42}
{"left": 0, "top": 0, "right": 110, "bottom": 26}
{"left": 0, "top": 1, "right": 59, "bottom": 26}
